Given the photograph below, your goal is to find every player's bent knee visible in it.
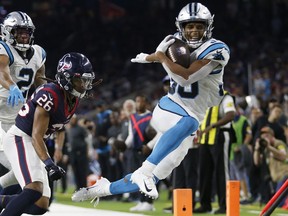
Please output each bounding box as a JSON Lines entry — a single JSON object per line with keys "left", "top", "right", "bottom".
{"left": 25, "top": 181, "right": 44, "bottom": 193}
{"left": 180, "top": 117, "right": 199, "bottom": 134}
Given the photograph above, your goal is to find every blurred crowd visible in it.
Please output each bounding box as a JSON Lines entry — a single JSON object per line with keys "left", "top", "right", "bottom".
{"left": 1, "top": 0, "right": 288, "bottom": 212}
{"left": 1, "top": 0, "right": 287, "bottom": 111}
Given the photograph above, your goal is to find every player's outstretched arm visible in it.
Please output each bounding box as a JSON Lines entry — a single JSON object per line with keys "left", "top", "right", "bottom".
{"left": 32, "top": 106, "right": 65, "bottom": 181}
{"left": 130, "top": 35, "right": 175, "bottom": 63}
{"left": 31, "top": 106, "right": 51, "bottom": 162}
{"left": 54, "top": 130, "right": 65, "bottom": 163}
{"left": 0, "top": 55, "right": 15, "bottom": 89}
{"left": 131, "top": 53, "right": 152, "bottom": 63}
{"left": 0, "top": 55, "right": 25, "bottom": 106}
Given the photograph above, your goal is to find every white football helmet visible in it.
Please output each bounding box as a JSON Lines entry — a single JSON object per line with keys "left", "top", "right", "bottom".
{"left": 1, "top": 11, "right": 35, "bottom": 51}
{"left": 175, "top": 2, "right": 214, "bottom": 49}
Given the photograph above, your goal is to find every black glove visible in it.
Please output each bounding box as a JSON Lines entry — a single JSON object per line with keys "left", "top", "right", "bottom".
{"left": 44, "top": 158, "right": 66, "bottom": 181}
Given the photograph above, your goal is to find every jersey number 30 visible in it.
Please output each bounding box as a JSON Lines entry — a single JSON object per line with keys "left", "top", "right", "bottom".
{"left": 169, "top": 81, "right": 224, "bottom": 98}
{"left": 169, "top": 82, "right": 199, "bottom": 98}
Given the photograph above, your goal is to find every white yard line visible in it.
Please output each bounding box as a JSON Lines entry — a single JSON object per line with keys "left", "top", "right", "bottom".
{"left": 22, "top": 203, "right": 146, "bottom": 216}
{"left": 247, "top": 210, "right": 287, "bottom": 215}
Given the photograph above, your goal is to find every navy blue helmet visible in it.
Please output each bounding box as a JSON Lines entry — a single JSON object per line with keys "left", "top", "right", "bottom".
{"left": 56, "top": 52, "right": 95, "bottom": 98}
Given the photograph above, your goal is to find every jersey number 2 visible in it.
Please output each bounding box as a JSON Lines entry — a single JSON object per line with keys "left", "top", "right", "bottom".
{"left": 17, "top": 68, "right": 34, "bottom": 98}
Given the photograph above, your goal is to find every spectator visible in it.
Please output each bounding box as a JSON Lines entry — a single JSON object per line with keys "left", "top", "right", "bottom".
{"left": 67, "top": 115, "right": 89, "bottom": 190}
{"left": 93, "top": 101, "right": 112, "bottom": 179}
{"left": 253, "top": 126, "right": 288, "bottom": 208}
{"left": 230, "top": 106, "right": 253, "bottom": 202}
{"left": 124, "top": 95, "right": 155, "bottom": 212}
{"left": 195, "top": 92, "right": 236, "bottom": 214}
{"left": 248, "top": 103, "right": 287, "bottom": 204}
{"left": 107, "top": 110, "right": 123, "bottom": 183}
{"left": 118, "top": 99, "right": 136, "bottom": 141}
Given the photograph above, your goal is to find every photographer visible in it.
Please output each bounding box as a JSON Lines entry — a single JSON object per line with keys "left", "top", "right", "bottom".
{"left": 253, "top": 126, "right": 288, "bottom": 207}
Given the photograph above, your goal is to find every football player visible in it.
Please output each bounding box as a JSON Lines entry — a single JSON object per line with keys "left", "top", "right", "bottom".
{"left": 0, "top": 11, "right": 47, "bottom": 190}
{"left": 72, "top": 2, "right": 230, "bottom": 203}
{"left": 0, "top": 52, "right": 96, "bottom": 215}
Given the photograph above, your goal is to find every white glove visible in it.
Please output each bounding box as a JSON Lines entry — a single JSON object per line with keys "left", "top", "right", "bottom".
{"left": 156, "top": 35, "right": 175, "bottom": 53}
{"left": 131, "top": 53, "right": 150, "bottom": 63}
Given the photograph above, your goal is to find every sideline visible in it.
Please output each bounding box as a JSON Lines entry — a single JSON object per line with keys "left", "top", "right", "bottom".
{"left": 23, "top": 203, "right": 146, "bottom": 216}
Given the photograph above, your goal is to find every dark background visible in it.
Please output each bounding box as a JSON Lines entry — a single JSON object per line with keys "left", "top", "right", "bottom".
{"left": 1, "top": 0, "right": 287, "bottom": 112}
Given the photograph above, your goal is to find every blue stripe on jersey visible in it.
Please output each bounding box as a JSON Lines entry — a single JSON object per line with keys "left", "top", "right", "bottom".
{"left": 0, "top": 41, "right": 14, "bottom": 66}
{"left": 41, "top": 47, "right": 46, "bottom": 63}
{"left": 15, "top": 135, "right": 32, "bottom": 185}
{"left": 158, "top": 96, "right": 189, "bottom": 116}
{"left": 210, "top": 69, "right": 222, "bottom": 75}
{"left": 197, "top": 43, "right": 230, "bottom": 60}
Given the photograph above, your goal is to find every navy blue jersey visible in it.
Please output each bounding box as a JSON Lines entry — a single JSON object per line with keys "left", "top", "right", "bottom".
{"left": 16, "top": 83, "right": 79, "bottom": 139}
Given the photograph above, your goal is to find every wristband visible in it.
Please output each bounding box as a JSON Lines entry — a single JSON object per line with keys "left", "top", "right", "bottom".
{"left": 43, "top": 158, "right": 54, "bottom": 166}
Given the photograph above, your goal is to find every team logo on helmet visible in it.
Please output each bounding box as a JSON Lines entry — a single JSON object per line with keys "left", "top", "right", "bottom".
{"left": 57, "top": 55, "right": 72, "bottom": 72}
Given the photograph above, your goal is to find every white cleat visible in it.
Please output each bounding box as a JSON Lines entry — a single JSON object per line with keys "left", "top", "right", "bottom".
{"left": 129, "top": 202, "right": 155, "bottom": 212}
{"left": 71, "top": 177, "right": 111, "bottom": 206}
{"left": 130, "top": 169, "right": 158, "bottom": 199}
{"left": 129, "top": 202, "right": 143, "bottom": 211}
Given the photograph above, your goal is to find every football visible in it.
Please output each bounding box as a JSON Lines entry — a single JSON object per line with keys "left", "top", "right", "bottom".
{"left": 166, "top": 36, "right": 191, "bottom": 68}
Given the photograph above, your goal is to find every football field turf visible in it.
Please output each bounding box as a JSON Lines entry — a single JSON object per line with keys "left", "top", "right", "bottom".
{"left": 53, "top": 189, "right": 288, "bottom": 216}
{"left": 23, "top": 203, "right": 145, "bottom": 216}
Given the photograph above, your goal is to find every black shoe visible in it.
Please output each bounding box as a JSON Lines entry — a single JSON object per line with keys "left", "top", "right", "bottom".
{"left": 240, "top": 197, "right": 256, "bottom": 205}
{"left": 193, "top": 206, "right": 212, "bottom": 213}
{"left": 163, "top": 206, "right": 173, "bottom": 213}
{"left": 213, "top": 208, "right": 226, "bottom": 214}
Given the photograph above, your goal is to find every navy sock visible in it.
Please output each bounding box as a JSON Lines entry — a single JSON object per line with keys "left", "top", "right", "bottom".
{"left": 1, "top": 188, "right": 42, "bottom": 216}
{"left": 24, "top": 204, "right": 47, "bottom": 215}
{"left": 0, "top": 185, "right": 21, "bottom": 195}
{"left": 110, "top": 174, "right": 139, "bottom": 194}
{"left": 0, "top": 194, "right": 18, "bottom": 208}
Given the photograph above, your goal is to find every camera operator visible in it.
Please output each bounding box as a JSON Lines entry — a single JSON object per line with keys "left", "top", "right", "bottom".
{"left": 253, "top": 126, "right": 288, "bottom": 207}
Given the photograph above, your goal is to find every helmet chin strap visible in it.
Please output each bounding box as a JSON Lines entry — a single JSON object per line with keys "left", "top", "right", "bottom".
{"left": 15, "top": 43, "right": 31, "bottom": 51}
{"left": 183, "top": 30, "right": 207, "bottom": 49}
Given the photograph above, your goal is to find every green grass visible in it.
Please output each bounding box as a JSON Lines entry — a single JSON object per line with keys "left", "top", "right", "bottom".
{"left": 54, "top": 188, "right": 288, "bottom": 216}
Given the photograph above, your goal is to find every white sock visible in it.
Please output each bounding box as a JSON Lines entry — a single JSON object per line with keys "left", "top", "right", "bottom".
{"left": 0, "top": 170, "right": 18, "bottom": 188}
{"left": 139, "top": 161, "right": 156, "bottom": 177}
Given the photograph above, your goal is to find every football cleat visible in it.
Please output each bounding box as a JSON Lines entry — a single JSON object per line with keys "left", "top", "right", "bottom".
{"left": 129, "top": 202, "right": 155, "bottom": 212}
{"left": 130, "top": 169, "right": 158, "bottom": 199}
{"left": 71, "top": 177, "right": 111, "bottom": 206}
